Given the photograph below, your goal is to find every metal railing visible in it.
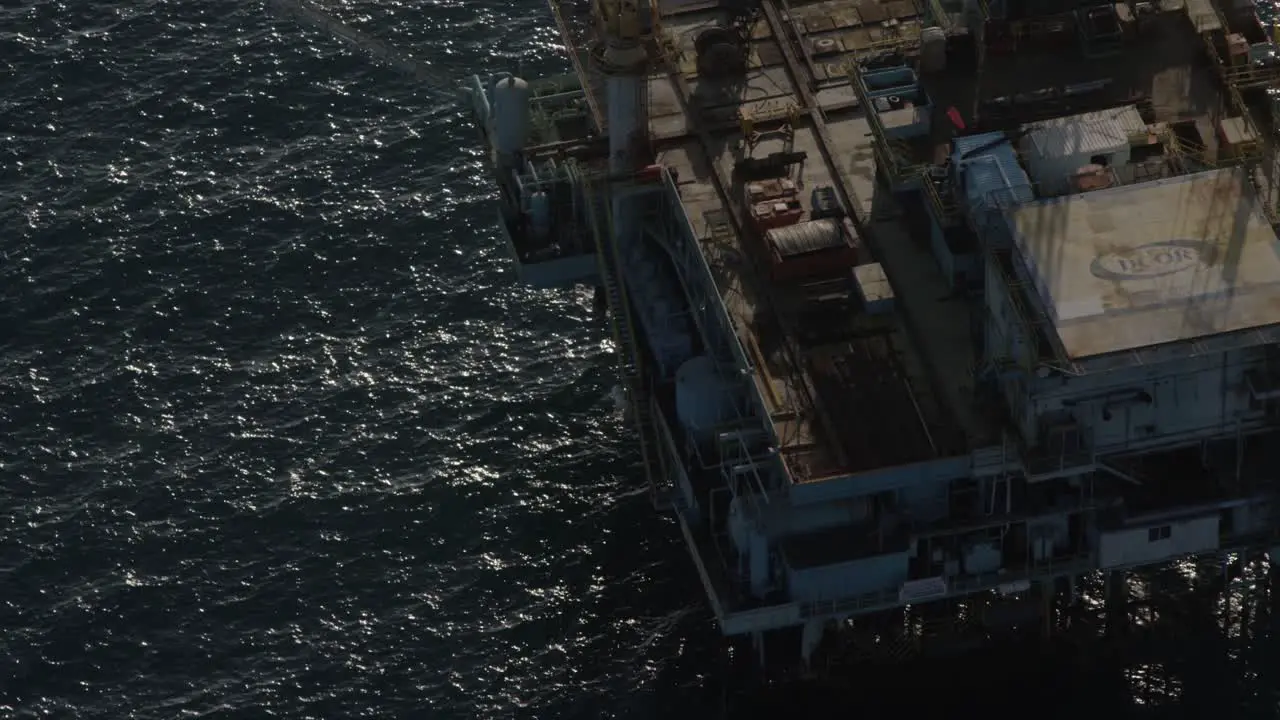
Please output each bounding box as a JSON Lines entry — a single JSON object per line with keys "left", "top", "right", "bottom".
{"left": 1218, "top": 62, "right": 1280, "bottom": 91}
{"left": 1199, "top": 12, "right": 1280, "bottom": 222}
{"left": 1165, "top": 130, "right": 1214, "bottom": 173}
{"left": 574, "top": 163, "right": 665, "bottom": 505}
{"left": 923, "top": 0, "right": 953, "bottom": 29}
{"left": 971, "top": 434, "right": 1017, "bottom": 477}
{"left": 797, "top": 553, "right": 1095, "bottom": 622}
{"left": 1019, "top": 422, "right": 1096, "bottom": 478}
{"left": 649, "top": 171, "right": 783, "bottom": 510}
{"left": 649, "top": 391, "right": 684, "bottom": 510}
{"left": 922, "top": 171, "right": 959, "bottom": 226}
{"left": 906, "top": 493, "right": 1097, "bottom": 543}
{"left": 547, "top": 0, "right": 607, "bottom": 133}
{"left": 984, "top": 244, "right": 1053, "bottom": 369}
{"left": 844, "top": 61, "right": 931, "bottom": 188}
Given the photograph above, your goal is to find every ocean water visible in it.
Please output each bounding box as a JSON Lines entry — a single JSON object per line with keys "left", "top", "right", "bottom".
{"left": 2, "top": 0, "right": 1280, "bottom": 718}
{"left": 0, "top": 1, "right": 724, "bottom": 716}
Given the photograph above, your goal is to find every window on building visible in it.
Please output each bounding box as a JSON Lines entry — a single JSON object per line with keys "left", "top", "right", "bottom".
{"left": 1147, "top": 525, "right": 1172, "bottom": 542}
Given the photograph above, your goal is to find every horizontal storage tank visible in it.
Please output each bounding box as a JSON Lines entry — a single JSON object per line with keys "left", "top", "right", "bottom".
{"left": 620, "top": 239, "right": 695, "bottom": 377}
{"left": 675, "top": 356, "right": 738, "bottom": 444}
{"left": 766, "top": 218, "right": 858, "bottom": 283}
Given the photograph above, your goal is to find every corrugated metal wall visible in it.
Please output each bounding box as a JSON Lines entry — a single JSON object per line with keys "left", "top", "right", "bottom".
{"left": 951, "top": 132, "right": 1035, "bottom": 232}
{"left": 1020, "top": 105, "right": 1146, "bottom": 194}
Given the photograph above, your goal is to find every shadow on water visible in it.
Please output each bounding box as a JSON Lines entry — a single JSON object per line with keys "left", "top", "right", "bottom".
{"left": 664, "top": 577, "right": 1280, "bottom": 720}
{"left": 598, "top": 512, "right": 1280, "bottom": 720}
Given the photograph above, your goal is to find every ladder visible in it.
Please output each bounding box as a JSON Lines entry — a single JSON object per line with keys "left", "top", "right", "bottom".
{"left": 579, "top": 169, "right": 669, "bottom": 510}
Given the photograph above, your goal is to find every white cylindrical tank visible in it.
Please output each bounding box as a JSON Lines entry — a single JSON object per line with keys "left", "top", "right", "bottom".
{"left": 492, "top": 76, "right": 531, "bottom": 157}
{"left": 920, "top": 27, "right": 947, "bottom": 73}
{"left": 529, "top": 191, "right": 551, "bottom": 239}
{"left": 675, "top": 356, "right": 736, "bottom": 443}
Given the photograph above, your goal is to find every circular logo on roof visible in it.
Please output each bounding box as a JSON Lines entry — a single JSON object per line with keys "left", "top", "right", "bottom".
{"left": 1090, "top": 239, "right": 1206, "bottom": 281}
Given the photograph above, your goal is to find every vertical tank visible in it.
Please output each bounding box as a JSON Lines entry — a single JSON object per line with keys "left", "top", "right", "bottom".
{"left": 529, "top": 191, "right": 551, "bottom": 239}
{"left": 920, "top": 27, "right": 946, "bottom": 73}
{"left": 492, "top": 76, "right": 531, "bottom": 157}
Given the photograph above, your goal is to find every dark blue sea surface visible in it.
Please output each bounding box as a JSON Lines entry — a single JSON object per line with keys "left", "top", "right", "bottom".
{"left": 2, "top": 0, "right": 1280, "bottom": 718}
{"left": 0, "top": 1, "right": 721, "bottom": 716}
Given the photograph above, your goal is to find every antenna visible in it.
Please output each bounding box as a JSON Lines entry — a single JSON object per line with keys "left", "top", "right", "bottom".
{"left": 265, "top": 0, "right": 452, "bottom": 89}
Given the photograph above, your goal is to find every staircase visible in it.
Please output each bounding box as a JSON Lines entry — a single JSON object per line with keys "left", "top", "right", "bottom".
{"left": 580, "top": 168, "right": 670, "bottom": 510}
{"left": 549, "top": 0, "right": 606, "bottom": 133}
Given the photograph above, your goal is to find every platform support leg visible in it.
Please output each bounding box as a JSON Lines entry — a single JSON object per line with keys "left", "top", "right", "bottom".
{"left": 800, "top": 619, "right": 824, "bottom": 670}
{"left": 1105, "top": 570, "right": 1128, "bottom": 637}
{"left": 1265, "top": 547, "right": 1280, "bottom": 626}
{"left": 1220, "top": 553, "right": 1234, "bottom": 633}
{"left": 1039, "top": 580, "right": 1055, "bottom": 638}
{"left": 752, "top": 631, "right": 765, "bottom": 668}
{"left": 1060, "top": 573, "right": 1076, "bottom": 630}
{"left": 1242, "top": 562, "right": 1253, "bottom": 635}
{"left": 1269, "top": 546, "right": 1280, "bottom": 619}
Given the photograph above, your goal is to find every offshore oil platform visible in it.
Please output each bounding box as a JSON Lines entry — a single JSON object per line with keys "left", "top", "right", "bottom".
{"left": 275, "top": 0, "right": 1280, "bottom": 670}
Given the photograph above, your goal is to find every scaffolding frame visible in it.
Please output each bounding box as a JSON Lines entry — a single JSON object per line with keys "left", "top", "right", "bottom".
{"left": 1198, "top": 10, "right": 1280, "bottom": 225}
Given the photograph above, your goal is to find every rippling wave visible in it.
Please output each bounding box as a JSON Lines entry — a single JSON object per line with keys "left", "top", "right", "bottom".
{"left": 0, "top": 2, "right": 721, "bottom": 717}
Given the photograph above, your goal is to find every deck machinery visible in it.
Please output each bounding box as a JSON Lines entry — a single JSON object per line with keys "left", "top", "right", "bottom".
{"left": 452, "top": 0, "right": 1280, "bottom": 667}
{"left": 270, "top": 0, "right": 1280, "bottom": 669}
